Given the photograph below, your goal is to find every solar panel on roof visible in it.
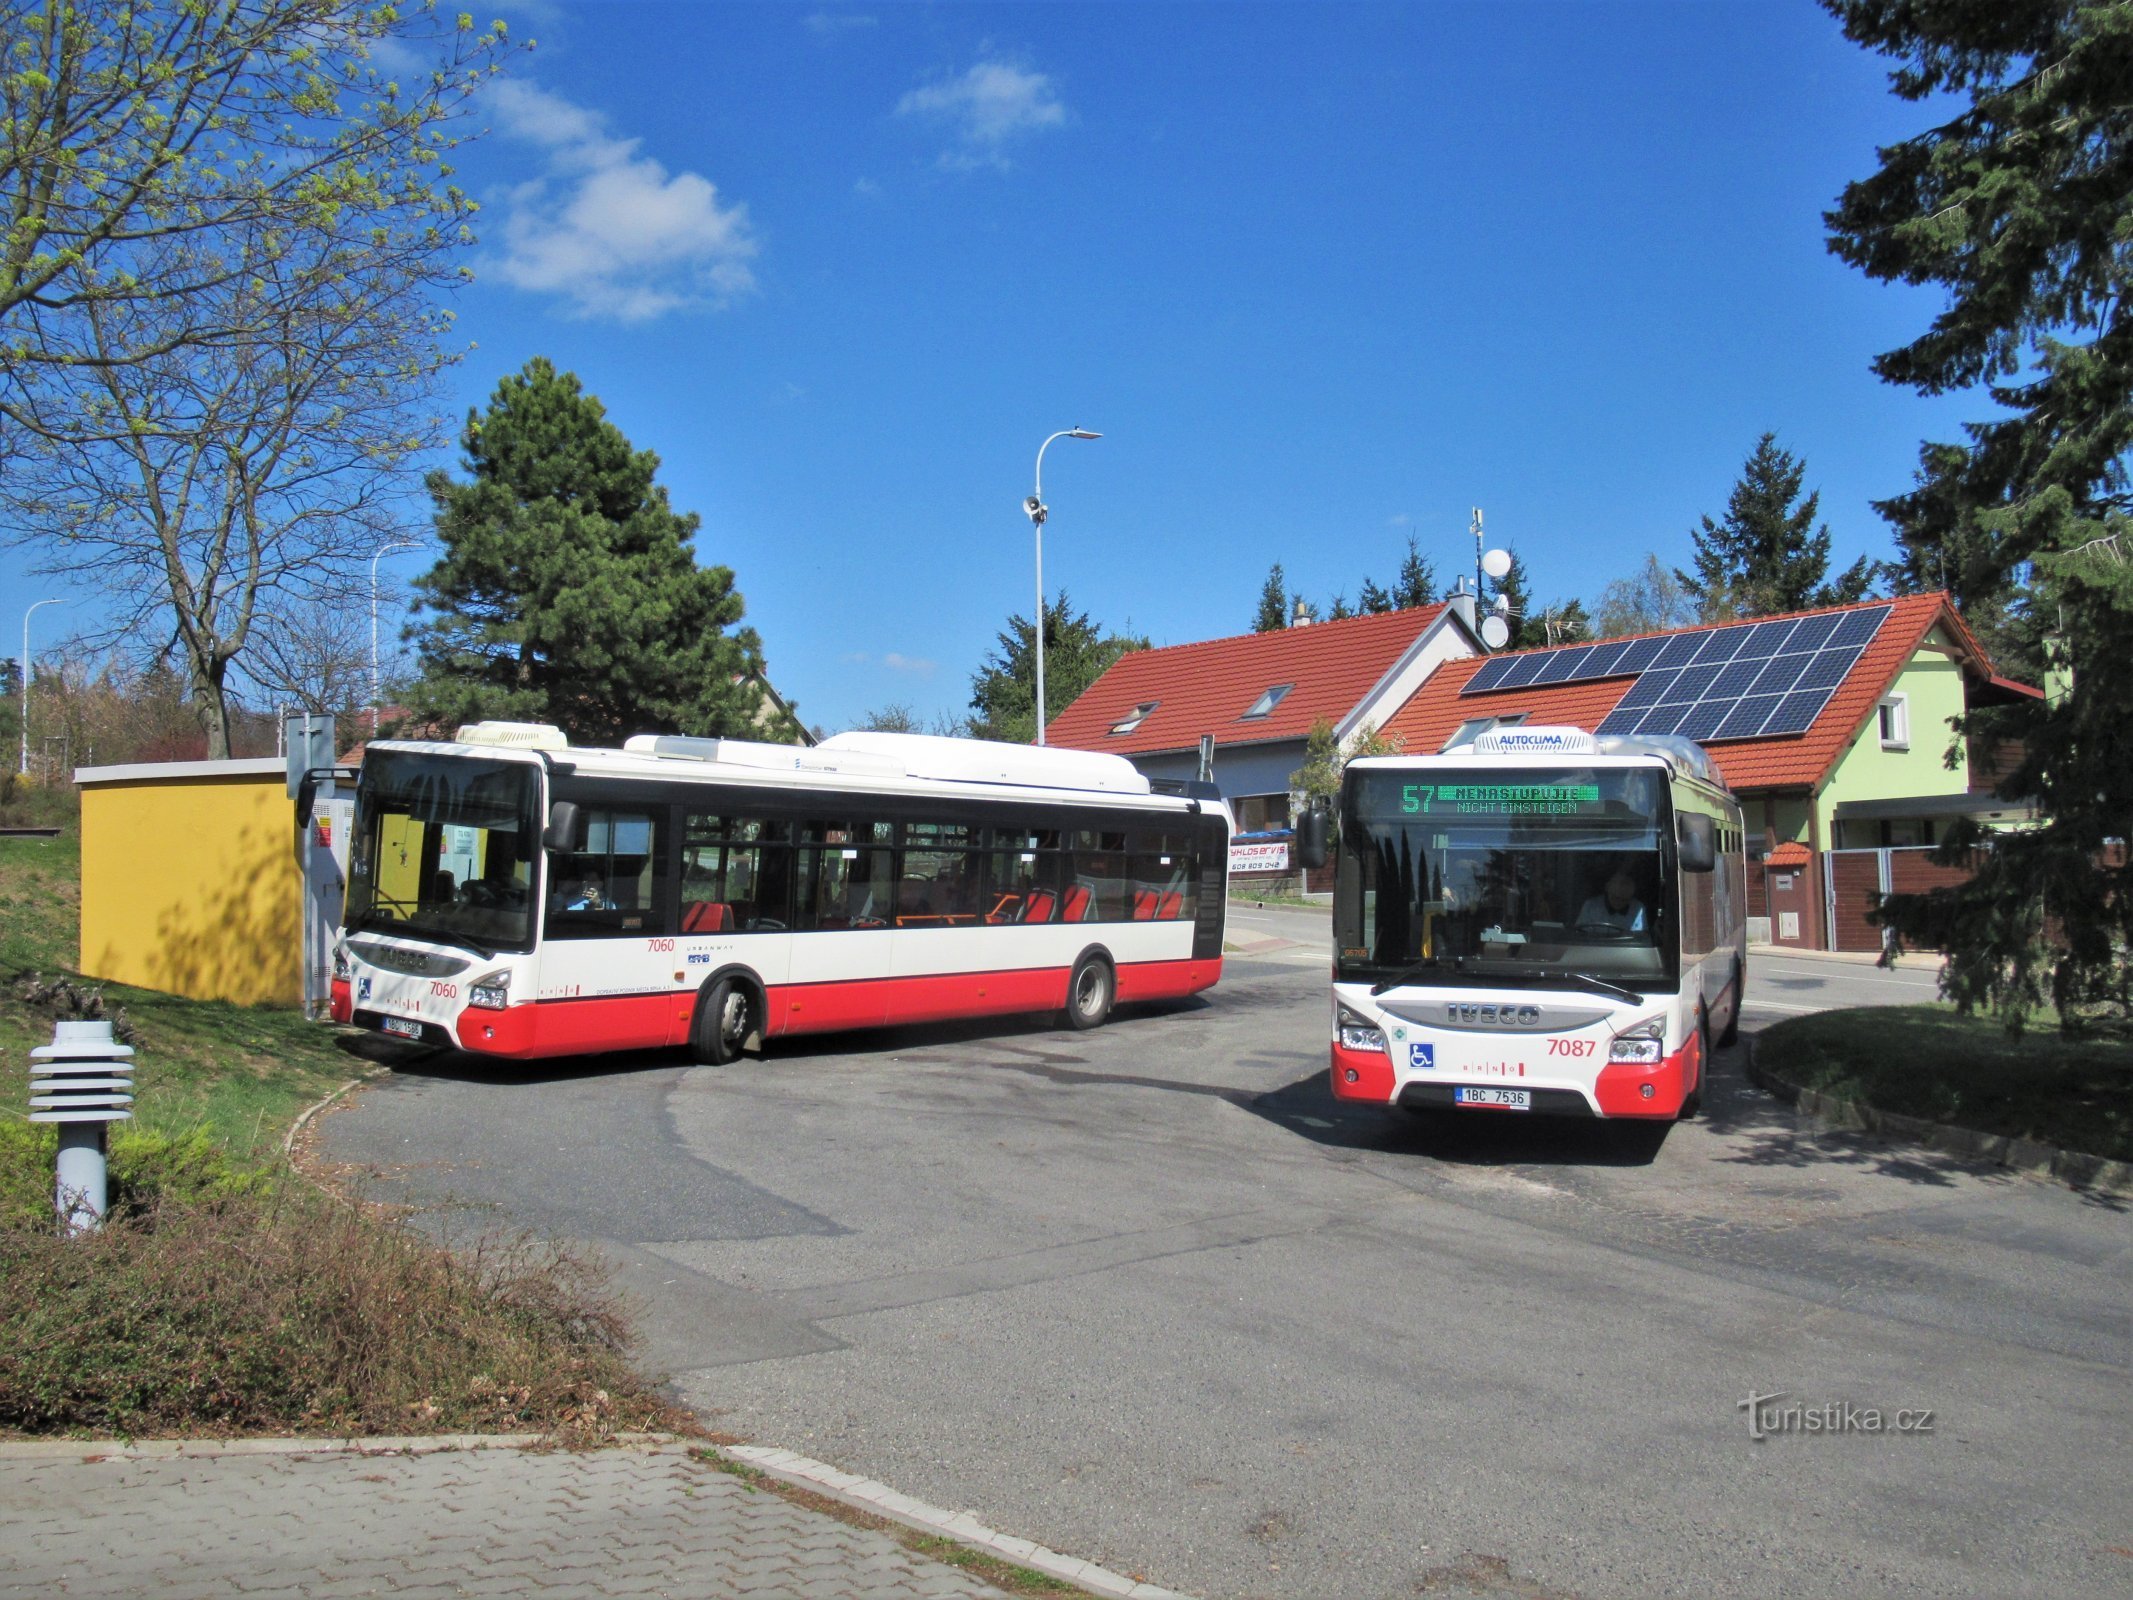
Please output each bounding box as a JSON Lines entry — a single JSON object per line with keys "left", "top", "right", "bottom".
{"left": 1453, "top": 602, "right": 1891, "bottom": 746}
{"left": 1826, "top": 604, "right": 1892, "bottom": 648}
{"left": 1793, "top": 648, "right": 1854, "bottom": 691}
{"left": 1610, "top": 637, "right": 1669, "bottom": 675}
{"left": 1465, "top": 656, "right": 1517, "bottom": 693}
{"left": 1675, "top": 702, "right": 1730, "bottom": 741}
{"left": 1692, "top": 625, "right": 1755, "bottom": 665}
{"left": 1765, "top": 687, "right": 1835, "bottom": 735}
{"left": 1496, "top": 652, "right": 1551, "bottom": 689}
{"left": 1652, "top": 632, "right": 1708, "bottom": 670}
{"left": 1532, "top": 644, "right": 1596, "bottom": 685}
{"left": 1612, "top": 668, "right": 1678, "bottom": 710}
{"left": 1660, "top": 664, "right": 1722, "bottom": 703}
{"left": 1708, "top": 658, "right": 1766, "bottom": 700}
{"left": 1784, "top": 612, "right": 1844, "bottom": 651}
{"left": 1716, "top": 694, "right": 1784, "bottom": 740}
{"left": 1739, "top": 618, "right": 1799, "bottom": 658}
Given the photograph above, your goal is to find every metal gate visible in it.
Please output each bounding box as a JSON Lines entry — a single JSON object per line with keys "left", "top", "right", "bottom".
{"left": 1823, "top": 844, "right": 1984, "bottom": 953}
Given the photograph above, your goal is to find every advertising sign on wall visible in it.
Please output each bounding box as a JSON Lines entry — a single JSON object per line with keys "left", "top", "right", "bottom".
{"left": 1230, "top": 839, "right": 1291, "bottom": 874}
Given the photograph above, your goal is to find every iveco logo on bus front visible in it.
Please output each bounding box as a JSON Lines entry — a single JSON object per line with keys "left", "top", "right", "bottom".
{"left": 1450, "top": 1003, "right": 1541, "bottom": 1026}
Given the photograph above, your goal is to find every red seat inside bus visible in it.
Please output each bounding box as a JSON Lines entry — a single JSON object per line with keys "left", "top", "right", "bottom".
{"left": 1061, "top": 885, "right": 1091, "bottom": 922}
{"left": 1019, "top": 890, "right": 1056, "bottom": 923}
{"left": 1130, "top": 889, "right": 1158, "bottom": 920}
{"left": 681, "top": 900, "right": 733, "bottom": 933}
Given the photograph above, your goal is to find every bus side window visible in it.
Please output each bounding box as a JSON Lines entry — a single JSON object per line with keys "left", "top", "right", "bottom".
{"left": 550, "top": 809, "right": 668, "bottom": 937}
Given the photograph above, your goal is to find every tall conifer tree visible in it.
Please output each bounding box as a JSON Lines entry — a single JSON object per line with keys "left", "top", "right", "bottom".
{"left": 406, "top": 359, "right": 788, "bottom": 746}
{"left": 1826, "top": 0, "right": 2133, "bottom": 1031}
{"left": 1677, "top": 434, "right": 1875, "bottom": 618}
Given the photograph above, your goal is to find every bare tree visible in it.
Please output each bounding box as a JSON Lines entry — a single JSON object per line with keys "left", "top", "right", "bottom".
{"left": 0, "top": 0, "right": 511, "bottom": 413}
{"left": 6, "top": 205, "right": 452, "bottom": 755}
{"left": 1594, "top": 553, "right": 1702, "bottom": 639}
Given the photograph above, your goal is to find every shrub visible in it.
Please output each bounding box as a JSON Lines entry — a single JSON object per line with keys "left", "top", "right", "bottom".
{"left": 0, "top": 1133, "right": 673, "bottom": 1438}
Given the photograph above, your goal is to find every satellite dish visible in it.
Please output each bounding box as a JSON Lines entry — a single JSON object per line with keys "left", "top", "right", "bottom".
{"left": 1481, "top": 547, "right": 1513, "bottom": 581}
{"left": 1480, "top": 614, "right": 1511, "bottom": 649}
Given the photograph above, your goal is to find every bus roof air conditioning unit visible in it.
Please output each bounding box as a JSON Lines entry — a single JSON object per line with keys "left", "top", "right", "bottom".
{"left": 455, "top": 721, "right": 569, "bottom": 749}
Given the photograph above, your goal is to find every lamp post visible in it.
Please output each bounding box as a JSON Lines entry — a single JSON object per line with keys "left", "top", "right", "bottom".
{"left": 19, "top": 598, "right": 66, "bottom": 777}
{"left": 1023, "top": 428, "right": 1101, "bottom": 746}
{"left": 369, "top": 540, "right": 422, "bottom": 738}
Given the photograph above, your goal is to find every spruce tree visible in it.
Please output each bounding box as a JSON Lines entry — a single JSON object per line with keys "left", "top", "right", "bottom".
{"left": 406, "top": 359, "right": 786, "bottom": 746}
{"left": 1826, "top": 0, "right": 2133, "bottom": 1033}
{"left": 1677, "top": 434, "right": 1875, "bottom": 618}
{"left": 967, "top": 592, "right": 1149, "bottom": 743}
{"left": 1253, "top": 564, "right": 1290, "bottom": 632}
{"left": 1356, "top": 576, "right": 1393, "bottom": 614}
{"left": 1393, "top": 535, "right": 1437, "bottom": 609}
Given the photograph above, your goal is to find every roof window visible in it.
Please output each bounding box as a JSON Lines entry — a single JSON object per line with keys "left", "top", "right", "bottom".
{"left": 1240, "top": 683, "right": 1295, "bottom": 720}
{"left": 1110, "top": 700, "right": 1159, "bottom": 736}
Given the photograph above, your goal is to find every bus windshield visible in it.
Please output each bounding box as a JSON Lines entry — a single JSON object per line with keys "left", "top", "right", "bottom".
{"left": 1334, "top": 766, "right": 1676, "bottom": 992}
{"left": 346, "top": 752, "right": 541, "bottom": 954}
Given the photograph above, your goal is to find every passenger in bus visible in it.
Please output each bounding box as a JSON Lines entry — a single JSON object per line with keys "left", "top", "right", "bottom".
{"left": 566, "top": 875, "right": 612, "bottom": 912}
{"left": 1577, "top": 870, "right": 1647, "bottom": 935}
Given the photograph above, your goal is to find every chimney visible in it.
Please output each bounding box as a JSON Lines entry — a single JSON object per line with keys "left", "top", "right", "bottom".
{"left": 1448, "top": 575, "right": 1478, "bottom": 636}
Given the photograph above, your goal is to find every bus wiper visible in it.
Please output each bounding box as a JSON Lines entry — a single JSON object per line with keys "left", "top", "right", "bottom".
{"left": 1556, "top": 970, "right": 1645, "bottom": 1005}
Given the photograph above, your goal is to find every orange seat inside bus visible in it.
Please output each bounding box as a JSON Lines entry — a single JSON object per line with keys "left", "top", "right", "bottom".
{"left": 681, "top": 901, "right": 734, "bottom": 933}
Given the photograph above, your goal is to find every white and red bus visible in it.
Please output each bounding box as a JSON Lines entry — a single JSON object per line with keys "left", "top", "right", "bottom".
{"left": 1299, "top": 725, "right": 1745, "bottom": 1120}
{"left": 329, "top": 724, "right": 1230, "bottom": 1063}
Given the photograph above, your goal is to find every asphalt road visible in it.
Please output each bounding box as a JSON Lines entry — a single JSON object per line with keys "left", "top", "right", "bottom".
{"left": 323, "top": 911, "right": 2129, "bottom": 1600}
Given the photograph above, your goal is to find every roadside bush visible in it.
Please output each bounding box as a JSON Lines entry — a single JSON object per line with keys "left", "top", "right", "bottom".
{"left": 0, "top": 1133, "right": 674, "bottom": 1438}
{"left": 0, "top": 777, "right": 78, "bottom": 831}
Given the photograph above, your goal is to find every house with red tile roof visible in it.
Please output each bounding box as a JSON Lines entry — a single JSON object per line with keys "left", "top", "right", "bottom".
{"left": 1046, "top": 602, "right": 1481, "bottom": 851}
{"left": 1377, "top": 592, "right": 2039, "bottom": 951}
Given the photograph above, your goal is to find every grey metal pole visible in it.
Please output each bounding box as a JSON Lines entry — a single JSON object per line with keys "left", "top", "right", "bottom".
{"left": 20, "top": 598, "right": 65, "bottom": 777}
{"left": 56, "top": 1126, "right": 107, "bottom": 1233}
{"left": 1027, "top": 428, "right": 1100, "bottom": 747}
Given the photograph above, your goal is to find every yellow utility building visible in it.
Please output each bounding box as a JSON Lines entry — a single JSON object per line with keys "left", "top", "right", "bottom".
{"left": 76, "top": 758, "right": 307, "bottom": 1006}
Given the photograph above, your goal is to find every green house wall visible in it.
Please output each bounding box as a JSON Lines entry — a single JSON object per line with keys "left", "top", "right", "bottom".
{"left": 1814, "top": 625, "right": 1972, "bottom": 846}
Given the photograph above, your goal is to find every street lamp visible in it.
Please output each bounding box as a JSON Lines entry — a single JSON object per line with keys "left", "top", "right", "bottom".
{"left": 19, "top": 598, "right": 66, "bottom": 777}
{"left": 370, "top": 540, "right": 424, "bottom": 738}
{"left": 1023, "top": 427, "right": 1102, "bottom": 746}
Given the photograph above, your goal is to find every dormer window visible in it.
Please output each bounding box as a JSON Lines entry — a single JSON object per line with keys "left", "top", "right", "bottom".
{"left": 1110, "top": 700, "right": 1159, "bottom": 735}
{"left": 1241, "top": 683, "right": 1294, "bottom": 720}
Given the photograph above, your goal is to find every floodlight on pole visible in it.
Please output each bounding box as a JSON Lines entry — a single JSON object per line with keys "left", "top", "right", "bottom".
{"left": 20, "top": 598, "right": 67, "bottom": 777}
{"left": 370, "top": 541, "right": 424, "bottom": 738}
{"left": 1024, "top": 428, "right": 1102, "bottom": 746}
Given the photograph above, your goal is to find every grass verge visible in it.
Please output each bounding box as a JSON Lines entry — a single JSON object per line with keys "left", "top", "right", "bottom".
{"left": 1753, "top": 1004, "right": 2133, "bottom": 1163}
{"left": 1, "top": 830, "right": 357, "bottom": 1162}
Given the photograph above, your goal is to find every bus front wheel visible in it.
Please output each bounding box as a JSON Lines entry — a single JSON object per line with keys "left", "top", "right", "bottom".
{"left": 1064, "top": 954, "right": 1115, "bottom": 1031}
{"left": 691, "top": 976, "right": 757, "bottom": 1066}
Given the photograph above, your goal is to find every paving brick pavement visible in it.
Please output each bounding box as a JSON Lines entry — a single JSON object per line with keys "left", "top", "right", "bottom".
{"left": 0, "top": 1440, "right": 1014, "bottom": 1599}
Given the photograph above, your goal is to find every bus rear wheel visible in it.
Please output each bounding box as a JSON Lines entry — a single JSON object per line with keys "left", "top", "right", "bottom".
{"left": 1064, "top": 954, "right": 1115, "bottom": 1031}
{"left": 691, "top": 976, "right": 757, "bottom": 1066}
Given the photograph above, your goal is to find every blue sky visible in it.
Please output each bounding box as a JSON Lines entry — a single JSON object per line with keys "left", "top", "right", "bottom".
{"left": 3, "top": 0, "right": 1983, "bottom": 736}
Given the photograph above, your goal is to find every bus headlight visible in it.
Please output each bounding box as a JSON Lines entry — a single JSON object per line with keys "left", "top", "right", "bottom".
{"left": 1337, "top": 1004, "right": 1387, "bottom": 1054}
{"left": 468, "top": 970, "right": 511, "bottom": 1010}
{"left": 1608, "top": 1018, "right": 1664, "bottom": 1065}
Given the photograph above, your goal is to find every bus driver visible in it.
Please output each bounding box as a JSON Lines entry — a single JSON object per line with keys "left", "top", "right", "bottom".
{"left": 1577, "top": 870, "right": 1647, "bottom": 935}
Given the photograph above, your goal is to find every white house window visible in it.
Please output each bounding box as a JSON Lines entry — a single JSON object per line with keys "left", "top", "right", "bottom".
{"left": 1241, "top": 683, "right": 1294, "bottom": 720}
{"left": 1878, "top": 694, "right": 1909, "bottom": 750}
{"left": 1110, "top": 700, "right": 1159, "bottom": 736}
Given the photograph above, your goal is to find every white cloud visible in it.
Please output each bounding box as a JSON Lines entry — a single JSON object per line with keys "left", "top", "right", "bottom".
{"left": 882, "top": 652, "right": 935, "bottom": 676}
{"left": 897, "top": 61, "right": 1066, "bottom": 169}
{"left": 484, "top": 78, "right": 758, "bottom": 322}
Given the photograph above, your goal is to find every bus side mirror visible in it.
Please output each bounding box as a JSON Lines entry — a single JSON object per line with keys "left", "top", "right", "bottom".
{"left": 1678, "top": 813, "right": 1716, "bottom": 873}
{"left": 1295, "top": 806, "right": 1330, "bottom": 870}
{"left": 543, "top": 800, "right": 583, "bottom": 854}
